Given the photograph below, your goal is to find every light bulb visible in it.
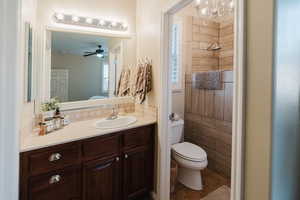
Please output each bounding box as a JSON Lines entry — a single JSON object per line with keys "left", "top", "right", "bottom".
{"left": 201, "top": 8, "right": 208, "bottom": 15}
{"left": 97, "top": 53, "right": 104, "bottom": 58}
{"left": 111, "top": 21, "right": 117, "bottom": 27}
{"left": 99, "top": 20, "right": 106, "bottom": 26}
{"left": 55, "top": 13, "right": 64, "bottom": 20}
{"left": 229, "top": 1, "right": 234, "bottom": 8}
{"left": 196, "top": 0, "right": 201, "bottom": 5}
{"left": 72, "top": 16, "right": 80, "bottom": 22}
{"left": 86, "top": 18, "right": 93, "bottom": 24}
{"left": 122, "top": 22, "right": 128, "bottom": 28}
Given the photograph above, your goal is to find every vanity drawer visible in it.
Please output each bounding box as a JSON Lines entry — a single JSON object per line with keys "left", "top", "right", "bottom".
{"left": 82, "top": 134, "right": 120, "bottom": 160}
{"left": 27, "top": 143, "right": 81, "bottom": 176}
{"left": 28, "top": 165, "right": 81, "bottom": 200}
{"left": 123, "top": 126, "right": 153, "bottom": 149}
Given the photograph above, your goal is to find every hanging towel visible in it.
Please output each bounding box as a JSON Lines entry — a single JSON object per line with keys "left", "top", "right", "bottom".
{"left": 192, "top": 71, "right": 222, "bottom": 90}
{"left": 117, "top": 60, "right": 152, "bottom": 103}
{"left": 135, "top": 62, "right": 152, "bottom": 104}
{"left": 116, "top": 67, "right": 131, "bottom": 96}
{"left": 129, "top": 66, "right": 139, "bottom": 97}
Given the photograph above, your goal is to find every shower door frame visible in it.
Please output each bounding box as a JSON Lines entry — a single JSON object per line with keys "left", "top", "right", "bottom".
{"left": 159, "top": 0, "right": 246, "bottom": 199}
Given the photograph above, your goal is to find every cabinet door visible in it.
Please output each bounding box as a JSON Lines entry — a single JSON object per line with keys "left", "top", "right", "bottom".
{"left": 28, "top": 165, "right": 81, "bottom": 200}
{"left": 83, "top": 156, "right": 121, "bottom": 200}
{"left": 123, "top": 147, "right": 153, "bottom": 200}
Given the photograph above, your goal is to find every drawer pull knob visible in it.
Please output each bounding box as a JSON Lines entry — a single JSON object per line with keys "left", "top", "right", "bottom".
{"left": 125, "top": 154, "right": 128, "bottom": 159}
{"left": 49, "top": 153, "right": 62, "bottom": 162}
{"left": 116, "top": 157, "right": 120, "bottom": 162}
{"left": 49, "top": 175, "right": 61, "bottom": 184}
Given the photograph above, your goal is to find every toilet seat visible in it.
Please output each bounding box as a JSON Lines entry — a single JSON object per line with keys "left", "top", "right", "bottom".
{"left": 172, "top": 142, "right": 207, "bottom": 162}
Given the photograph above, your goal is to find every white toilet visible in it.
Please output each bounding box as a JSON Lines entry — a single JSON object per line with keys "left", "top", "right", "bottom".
{"left": 170, "top": 119, "right": 208, "bottom": 191}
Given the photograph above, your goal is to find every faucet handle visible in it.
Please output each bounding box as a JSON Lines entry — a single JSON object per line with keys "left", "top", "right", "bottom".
{"left": 106, "top": 104, "right": 119, "bottom": 120}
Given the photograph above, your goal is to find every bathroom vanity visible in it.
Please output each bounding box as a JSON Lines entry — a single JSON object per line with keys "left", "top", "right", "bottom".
{"left": 20, "top": 123, "right": 155, "bottom": 200}
{"left": 19, "top": 0, "right": 157, "bottom": 199}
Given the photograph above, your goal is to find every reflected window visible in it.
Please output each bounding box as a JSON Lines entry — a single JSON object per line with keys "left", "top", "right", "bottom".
{"left": 171, "top": 22, "right": 182, "bottom": 90}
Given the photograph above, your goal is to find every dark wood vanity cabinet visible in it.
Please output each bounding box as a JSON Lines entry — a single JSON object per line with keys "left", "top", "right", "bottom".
{"left": 123, "top": 146, "right": 153, "bottom": 200}
{"left": 83, "top": 157, "right": 121, "bottom": 200}
{"left": 28, "top": 165, "right": 82, "bottom": 200}
{"left": 20, "top": 125, "right": 155, "bottom": 200}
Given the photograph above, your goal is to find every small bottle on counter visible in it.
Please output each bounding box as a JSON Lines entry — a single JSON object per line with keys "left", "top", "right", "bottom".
{"left": 39, "top": 122, "right": 47, "bottom": 136}
{"left": 53, "top": 116, "right": 61, "bottom": 130}
{"left": 45, "top": 119, "right": 55, "bottom": 133}
{"left": 62, "top": 115, "right": 71, "bottom": 126}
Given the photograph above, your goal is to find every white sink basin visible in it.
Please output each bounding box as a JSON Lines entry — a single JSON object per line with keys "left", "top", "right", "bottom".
{"left": 95, "top": 116, "right": 137, "bottom": 129}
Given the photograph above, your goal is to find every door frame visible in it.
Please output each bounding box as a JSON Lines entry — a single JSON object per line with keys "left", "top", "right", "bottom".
{"left": 158, "top": 0, "right": 246, "bottom": 199}
{"left": 0, "top": 0, "right": 21, "bottom": 199}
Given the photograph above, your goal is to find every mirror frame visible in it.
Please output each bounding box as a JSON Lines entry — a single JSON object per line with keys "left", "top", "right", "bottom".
{"left": 24, "top": 22, "right": 36, "bottom": 103}
{"left": 38, "top": 25, "right": 135, "bottom": 111}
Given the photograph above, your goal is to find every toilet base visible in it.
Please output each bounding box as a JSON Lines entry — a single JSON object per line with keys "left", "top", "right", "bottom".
{"left": 177, "top": 167, "right": 203, "bottom": 190}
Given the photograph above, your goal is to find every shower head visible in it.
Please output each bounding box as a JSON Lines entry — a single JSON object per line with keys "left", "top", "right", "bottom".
{"left": 207, "top": 42, "right": 222, "bottom": 51}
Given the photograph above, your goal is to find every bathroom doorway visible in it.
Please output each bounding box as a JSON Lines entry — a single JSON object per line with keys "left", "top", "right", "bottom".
{"left": 159, "top": 0, "right": 245, "bottom": 199}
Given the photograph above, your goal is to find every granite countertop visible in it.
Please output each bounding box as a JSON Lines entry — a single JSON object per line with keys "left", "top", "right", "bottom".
{"left": 20, "top": 113, "right": 157, "bottom": 153}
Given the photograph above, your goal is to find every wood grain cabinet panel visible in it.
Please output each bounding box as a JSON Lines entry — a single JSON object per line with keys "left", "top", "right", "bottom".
{"left": 83, "top": 157, "right": 120, "bottom": 200}
{"left": 123, "top": 126, "right": 153, "bottom": 150}
{"left": 26, "top": 142, "right": 81, "bottom": 176}
{"left": 28, "top": 165, "right": 81, "bottom": 200}
{"left": 123, "top": 146, "right": 153, "bottom": 200}
{"left": 20, "top": 124, "right": 155, "bottom": 200}
{"left": 82, "top": 134, "right": 120, "bottom": 161}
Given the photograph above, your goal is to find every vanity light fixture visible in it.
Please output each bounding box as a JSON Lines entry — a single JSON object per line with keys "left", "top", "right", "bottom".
{"left": 53, "top": 13, "right": 128, "bottom": 32}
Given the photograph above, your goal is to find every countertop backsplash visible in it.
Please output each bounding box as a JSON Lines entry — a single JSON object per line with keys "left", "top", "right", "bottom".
{"left": 20, "top": 102, "right": 157, "bottom": 139}
{"left": 62, "top": 102, "right": 135, "bottom": 123}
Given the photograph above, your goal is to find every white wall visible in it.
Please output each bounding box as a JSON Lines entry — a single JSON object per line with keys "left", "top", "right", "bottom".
{"left": 171, "top": 91, "right": 185, "bottom": 118}
{"left": 20, "top": 0, "right": 37, "bottom": 138}
{"left": 136, "top": 0, "right": 169, "bottom": 106}
{"left": 0, "top": 0, "right": 21, "bottom": 199}
{"left": 271, "top": 0, "right": 300, "bottom": 199}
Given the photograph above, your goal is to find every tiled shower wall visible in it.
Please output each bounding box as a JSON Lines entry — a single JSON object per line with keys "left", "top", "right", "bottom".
{"left": 183, "top": 16, "right": 234, "bottom": 178}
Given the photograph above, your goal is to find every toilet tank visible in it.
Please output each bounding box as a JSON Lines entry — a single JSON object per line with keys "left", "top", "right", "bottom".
{"left": 169, "top": 119, "right": 184, "bottom": 145}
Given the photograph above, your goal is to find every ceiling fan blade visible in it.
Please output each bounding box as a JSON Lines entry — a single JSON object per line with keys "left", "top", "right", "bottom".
{"left": 84, "top": 52, "right": 97, "bottom": 57}
{"left": 84, "top": 51, "right": 93, "bottom": 53}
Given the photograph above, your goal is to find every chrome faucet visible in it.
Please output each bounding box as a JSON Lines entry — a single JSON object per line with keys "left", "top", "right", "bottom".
{"left": 106, "top": 105, "right": 119, "bottom": 120}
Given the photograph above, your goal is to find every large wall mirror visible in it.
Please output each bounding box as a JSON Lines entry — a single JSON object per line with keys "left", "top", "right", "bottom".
{"left": 24, "top": 0, "right": 137, "bottom": 111}
{"left": 40, "top": 27, "right": 136, "bottom": 110}
{"left": 48, "top": 30, "right": 128, "bottom": 103}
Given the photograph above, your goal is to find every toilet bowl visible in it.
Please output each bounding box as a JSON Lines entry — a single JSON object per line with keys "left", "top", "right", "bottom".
{"left": 172, "top": 142, "right": 208, "bottom": 190}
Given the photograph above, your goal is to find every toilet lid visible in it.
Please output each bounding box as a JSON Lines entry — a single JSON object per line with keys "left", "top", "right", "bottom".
{"left": 172, "top": 142, "right": 207, "bottom": 162}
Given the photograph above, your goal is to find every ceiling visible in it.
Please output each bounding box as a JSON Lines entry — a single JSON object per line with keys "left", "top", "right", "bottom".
{"left": 51, "top": 31, "right": 121, "bottom": 56}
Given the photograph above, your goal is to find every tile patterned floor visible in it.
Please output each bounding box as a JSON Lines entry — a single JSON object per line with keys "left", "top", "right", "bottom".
{"left": 171, "top": 169, "right": 231, "bottom": 200}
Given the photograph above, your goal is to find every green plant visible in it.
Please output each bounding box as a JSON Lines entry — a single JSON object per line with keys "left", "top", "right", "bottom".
{"left": 41, "top": 98, "right": 60, "bottom": 112}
